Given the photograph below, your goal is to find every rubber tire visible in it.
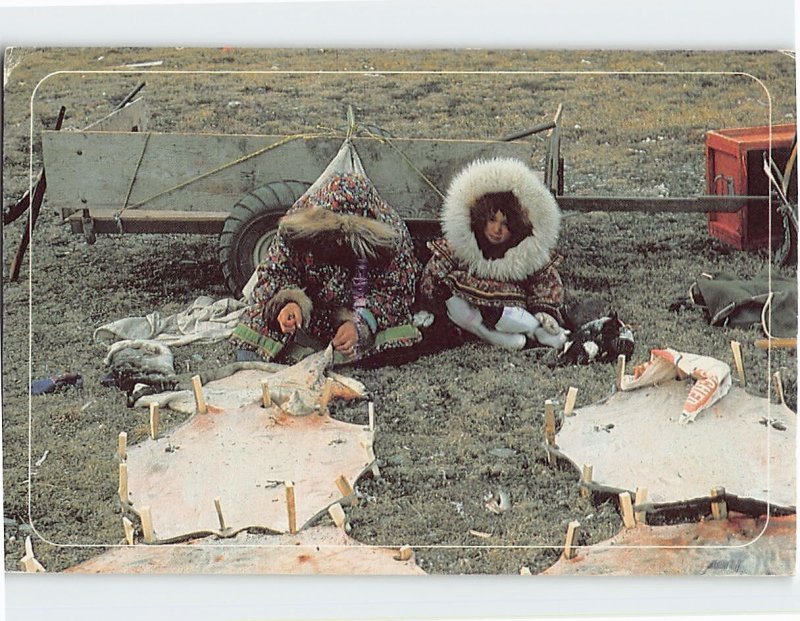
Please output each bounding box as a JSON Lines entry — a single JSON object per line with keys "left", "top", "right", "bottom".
{"left": 219, "top": 180, "right": 310, "bottom": 296}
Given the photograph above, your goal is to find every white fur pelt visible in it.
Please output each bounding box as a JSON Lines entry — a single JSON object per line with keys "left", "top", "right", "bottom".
{"left": 441, "top": 157, "right": 561, "bottom": 281}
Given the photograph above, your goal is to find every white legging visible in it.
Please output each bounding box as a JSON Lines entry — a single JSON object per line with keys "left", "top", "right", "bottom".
{"left": 446, "top": 296, "right": 567, "bottom": 349}
{"left": 445, "top": 296, "right": 525, "bottom": 350}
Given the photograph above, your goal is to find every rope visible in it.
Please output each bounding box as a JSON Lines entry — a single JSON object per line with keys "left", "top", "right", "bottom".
{"left": 360, "top": 125, "right": 446, "bottom": 201}
{"left": 118, "top": 133, "right": 317, "bottom": 213}
{"left": 120, "top": 132, "right": 152, "bottom": 221}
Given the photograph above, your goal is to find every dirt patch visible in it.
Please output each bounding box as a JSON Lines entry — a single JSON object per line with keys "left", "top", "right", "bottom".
{"left": 2, "top": 48, "right": 796, "bottom": 574}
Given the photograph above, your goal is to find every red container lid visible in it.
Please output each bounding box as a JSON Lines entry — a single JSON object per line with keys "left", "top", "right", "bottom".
{"left": 706, "top": 123, "right": 796, "bottom": 153}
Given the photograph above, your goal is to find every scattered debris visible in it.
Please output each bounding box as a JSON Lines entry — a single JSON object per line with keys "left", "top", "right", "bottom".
{"left": 484, "top": 489, "right": 511, "bottom": 514}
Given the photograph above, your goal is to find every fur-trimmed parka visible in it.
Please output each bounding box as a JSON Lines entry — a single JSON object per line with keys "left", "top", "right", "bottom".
{"left": 420, "top": 157, "right": 565, "bottom": 324}
{"left": 231, "top": 172, "right": 421, "bottom": 362}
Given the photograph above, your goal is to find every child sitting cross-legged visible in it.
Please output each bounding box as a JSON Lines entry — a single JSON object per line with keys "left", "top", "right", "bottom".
{"left": 420, "top": 157, "right": 568, "bottom": 351}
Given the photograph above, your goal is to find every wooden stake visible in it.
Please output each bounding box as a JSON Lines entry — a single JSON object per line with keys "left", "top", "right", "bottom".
{"left": 360, "top": 433, "right": 381, "bottom": 478}
{"left": 118, "top": 432, "right": 127, "bottom": 462}
{"left": 394, "top": 545, "right": 412, "bottom": 561}
{"left": 285, "top": 481, "right": 297, "bottom": 534}
{"left": 336, "top": 474, "right": 356, "bottom": 506}
{"left": 710, "top": 486, "right": 728, "bottom": 520}
{"left": 19, "top": 536, "right": 46, "bottom": 572}
{"left": 315, "top": 377, "right": 332, "bottom": 413}
{"left": 580, "top": 464, "right": 593, "bottom": 498}
{"left": 619, "top": 492, "right": 636, "bottom": 528}
{"left": 122, "top": 517, "right": 135, "bottom": 545}
{"left": 544, "top": 399, "right": 556, "bottom": 465}
{"left": 730, "top": 341, "right": 746, "bottom": 387}
{"left": 328, "top": 502, "right": 348, "bottom": 531}
{"left": 191, "top": 375, "right": 207, "bottom": 414}
{"left": 755, "top": 337, "right": 797, "bottom": 350}
{"left": 564, "top": 520, "right": 580, "bottom": 560}
{"left": 140, "top": 506, "right": 155, "bottom": 543}
{"left": 149, "top": 402, "right": 160, "bottom": 440}
{"left": 368, "top": 401, "right": 375, "bottom": 431}
{"left": 118, "top": 463, "right": 129, "bottom": 504}
{"left": 214, "top": 497, "right": 226, "bottom": 531}
{"left": 616, "top": 354, "right": 626, "bottom": 390}
{"left": 773, "top": 371, "right": 785, "bottom": 405}
{"left": 9, "top": 106, "right": 66, "bottom": 282}
{"left": 634, "top": 487, "right": 648, "bottom": 525}
{"left": 564, "top": 387, "right": 578, "bottom": 417}
{"left": 261, "top": 380, "right": 272, "bottom": 408}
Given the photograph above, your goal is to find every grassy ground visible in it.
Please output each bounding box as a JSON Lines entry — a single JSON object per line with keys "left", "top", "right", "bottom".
{"left": 2, "top": 47, "right": 796, "bottom": 574}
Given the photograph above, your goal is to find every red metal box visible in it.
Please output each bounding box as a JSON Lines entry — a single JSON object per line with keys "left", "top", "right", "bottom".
{"left": 705, "top": 123, "right": 796, "bottom": 249}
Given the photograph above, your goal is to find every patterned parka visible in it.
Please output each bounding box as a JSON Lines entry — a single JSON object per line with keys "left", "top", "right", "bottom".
{"left": 420, "top": 157, "right": 565, "bottom": 327}
{"left": 231, "top": 172, "right": 421, "bottom": 362}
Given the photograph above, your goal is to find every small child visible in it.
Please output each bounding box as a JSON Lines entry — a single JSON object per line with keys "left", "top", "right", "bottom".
{"left": 420, "top": 157, "right": 568, "bottom": 350}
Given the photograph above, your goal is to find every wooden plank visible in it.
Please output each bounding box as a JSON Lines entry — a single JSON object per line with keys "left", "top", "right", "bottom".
{"left": 66, "top": 209, "right": 228, "bottom": 234}
{"left": 84, "top": 96, "right": 147, "bottom": 132}
{"left": 42, "top": 131, "right": 532, "bottom": 220}
{"left": 557, "top": 195, "right": 767, "bottom": 213}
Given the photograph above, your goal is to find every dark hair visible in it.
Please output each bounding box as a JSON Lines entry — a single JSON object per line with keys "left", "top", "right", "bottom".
{"left": 470, "top": 191, "right": 532, "bottom": 259}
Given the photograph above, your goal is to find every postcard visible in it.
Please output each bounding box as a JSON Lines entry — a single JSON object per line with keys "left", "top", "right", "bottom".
{"left": 2, "top": 47, "right": 796, "bottom": 579}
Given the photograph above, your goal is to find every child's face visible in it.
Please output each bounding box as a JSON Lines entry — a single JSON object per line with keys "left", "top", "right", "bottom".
{"left": 483, "top": 210, "right": 511, "bottom": 246}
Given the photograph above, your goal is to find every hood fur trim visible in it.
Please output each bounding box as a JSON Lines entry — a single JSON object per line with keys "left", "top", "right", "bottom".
{"left": 280, "top": 207, "right": 399, "bottom": 260}
{"left": 441, "top": 158, "right": 561, "bottom": 280}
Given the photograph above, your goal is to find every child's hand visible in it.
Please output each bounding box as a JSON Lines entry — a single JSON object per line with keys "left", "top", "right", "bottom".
{"left": 277, "top": 302, "right": 303, "bottom": 334}
{"left": 332, "top": 321, "right": 358, "bottom": 357}
{"left": 534, "top": 312, "right": 561, "bottom": 335}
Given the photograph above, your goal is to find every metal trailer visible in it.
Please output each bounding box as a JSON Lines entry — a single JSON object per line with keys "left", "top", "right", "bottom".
{"left": 40, "top": 97, "right": 786, "bottom": 296}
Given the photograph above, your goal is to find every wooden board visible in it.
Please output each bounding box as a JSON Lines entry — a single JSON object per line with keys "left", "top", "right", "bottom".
{"left": 554, "top": 383, "right": 796, "bottom": 508}
{"left": 42, "top": 131, "right": 533, "bottom": 220}
{"left": 542, "top": 513, "right": 795, "bottom": 576}
{"left": 64, "top": 526, "right": 426, "bottom": 575}
{"left": 83, "top": 97, "right": 147, "bottom": 132}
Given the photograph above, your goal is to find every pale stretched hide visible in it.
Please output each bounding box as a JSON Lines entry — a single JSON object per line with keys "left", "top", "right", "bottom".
{"left": 621, "top": 348, "right": 731, "bottom": 424}
{"left": 542, "top": 513, "right": 795, "bottom": 576}
{"left": 125, "top": 400, "right": 375, "bottom": 542}
{"left": 65, "top": 526, "right": 425, "bottom": 575}
{"left": 144, "top": 346, "right": 366, "bottom": 416}
{"left": 554, "top": 382, "right": 795, "bottom": 508}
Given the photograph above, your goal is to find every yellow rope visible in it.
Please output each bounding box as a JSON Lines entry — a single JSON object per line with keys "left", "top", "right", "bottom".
{"left": 116, "top": 124, "right": 484, "bottom": 217}
{"left": 122, "top": 132, "right": 151, "bottom": 210}
{"left": 360, "top": 126, "right": 445, "bottom": 201}
{"left": 120, "top": 133, "right": 320, "bottom": 212}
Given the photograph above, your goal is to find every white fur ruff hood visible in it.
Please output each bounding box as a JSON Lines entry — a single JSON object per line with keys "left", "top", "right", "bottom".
{"left": 441, "top": 157, "right": 561, "bottom": 280}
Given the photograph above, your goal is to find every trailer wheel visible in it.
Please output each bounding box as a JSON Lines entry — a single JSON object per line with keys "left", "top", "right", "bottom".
{"left": 219, "top": 180, "right": 310, "bottom": 296}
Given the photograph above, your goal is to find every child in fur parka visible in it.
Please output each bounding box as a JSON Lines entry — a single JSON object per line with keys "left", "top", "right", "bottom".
{"left": 231, "top": 172, "right": 421, "bottom": 362}
{"left": 419, "top": 157, "right": 569, "bottom": 350}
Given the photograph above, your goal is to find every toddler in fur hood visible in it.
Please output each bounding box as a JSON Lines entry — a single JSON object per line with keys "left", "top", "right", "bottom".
{"left": 420, "top": 157, "right": 568, "bottom": 350}
{"left": 231, "top": 172, "right": 421, "bottom": 363}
